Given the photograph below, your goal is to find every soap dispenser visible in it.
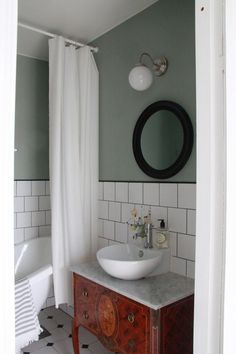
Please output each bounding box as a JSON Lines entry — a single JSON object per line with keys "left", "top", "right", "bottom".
{"left": 156, "top": 219, "right": 169, "bottom": 249}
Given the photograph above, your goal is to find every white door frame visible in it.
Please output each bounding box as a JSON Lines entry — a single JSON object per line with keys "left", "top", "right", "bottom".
{"left": 194, "top": 0, "right": 225, "bottom": 353}
{"left": 0, "top": 0, "right": 18, "bottom": 351}
{"left": 223, "top": 0, "right": 236, "bottom": 353}
{"left": 194, "top": 0, "right": 236, "bottom": 353}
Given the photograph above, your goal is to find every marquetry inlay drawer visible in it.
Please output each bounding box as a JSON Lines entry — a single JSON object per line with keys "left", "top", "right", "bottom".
{"left": 73, "top": 276, "right": 98, "bottom": 332}
{"left": 115, "top": 294, "right": 150, "bottom": 353}
{"left": 77, "top": 300, "right": 97, "bottom": 332}
{"left": 74, "top": 276, "right": 97, "bottom": 303}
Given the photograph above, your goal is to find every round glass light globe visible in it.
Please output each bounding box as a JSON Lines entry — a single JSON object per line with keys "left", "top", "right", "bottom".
{"left": 128, "top": 65, "right": 153, "bottom": 91}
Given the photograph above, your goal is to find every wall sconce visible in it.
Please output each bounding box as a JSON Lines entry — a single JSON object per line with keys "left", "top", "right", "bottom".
{"left": 128, "top": 52, "right": 168, "bottom": 91}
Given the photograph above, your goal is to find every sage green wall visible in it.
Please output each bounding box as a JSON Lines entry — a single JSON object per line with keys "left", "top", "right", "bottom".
{"left": 14, "top": 0, "right": 195, "bottom": 182}
{"left": 15, "top": 55, "right": 49, "bottom": 180}
{"left": 92, "top": 0, "right": 196, "bottom": 182}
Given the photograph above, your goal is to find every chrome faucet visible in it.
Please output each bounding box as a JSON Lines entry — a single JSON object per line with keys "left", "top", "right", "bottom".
{"left": 133, "top": 222, "right": 154, "bottom": 248}
{"left": 144, "top": 223, "right": 153, "bottom": 249}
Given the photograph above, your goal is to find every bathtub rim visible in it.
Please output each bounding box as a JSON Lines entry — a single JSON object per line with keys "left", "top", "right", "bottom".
{"left": 15, "top": 236, "right": 52, "bottom": 282}
{"left": 25, "top": 264, "right": 53, "bottom": 284}
{"left": 14, "top": 235, "right": 51, "bottom": 250}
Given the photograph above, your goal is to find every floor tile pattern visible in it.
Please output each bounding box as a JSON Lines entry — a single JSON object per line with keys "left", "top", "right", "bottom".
{"left": 39, "top": 326, "right": 51, "bottom": 340}
{"left": 21, "top": 306, "right": 113, "bottom": 354}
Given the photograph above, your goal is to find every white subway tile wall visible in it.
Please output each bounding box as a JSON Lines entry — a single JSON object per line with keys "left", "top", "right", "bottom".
{"left": 103, "top": 220, "right": 115, "bottom": 240}
{"left": 171, "top": 256, "right": 187, "bottom": 277}
{"left": 46, "top": 180, "right": 50, "bottom": 195}
{"left": 187, "top": 261, "right": 195, "bottom": 278}
{"left": 178, "top": 184, "right": 196, "bottom": 209}
{"left": 121, "top": 203, "right": 134, "bottom": 223}
{"left": 14, "top": 197, "right": 24, "bottom": 212}
{"left": 14, "top": 228, "right": 24, "bottom": 244}
{"left": 169, "top": 231, "right": 177, "bottom": 256}
{"left": 14, "top": 180, "right": 51, "bottom": 245}
{"left": 98, "top": 236, "right": 109, "bottom": 250}
{"left": 160, "top": 183, "right": 178, "bottom": 207}
{"left": 25, "top": 196, "right": 39, "bottom": 211}
{"left": 98, "top": 200, "right": 109, "bottom": 219}
{"left": 98, "top": 182, "right": 196, "bottom": 279}
{"left": 108, "top": 201, "right": 121, "bottom": 221}
{"left": 32, "top": 180, "right": 46, "bottom": 196}
{"left": 143, "top": 183, "right": 159, "bottom": 205}
{"left": 115, "top": 222, "right": 128, "bottom": 243}
{"left": 115, "top": 182, "right": 128, "bottom": 203}
{"left": 150, "top": 206, "right": 168, "bottom": 227}
{"left": 187, "top": 209, "right": 196, "bottom": 235}
{"left": 168, "top": 207, "right": 187, "bottom": 234}
{"left": 14, "top": 180, "right": 53, "bottom": 308}
{"left": 17, "top": 181, "right": 31, "bottom": 196}
{"left": 104, "top": 181, "right": 115, "bottom": 201}
{"left": 128, "top": 183, "right": 143, "bottom": 204}
{"left": 16, "top": 212, "right": 31, "bottom": 228}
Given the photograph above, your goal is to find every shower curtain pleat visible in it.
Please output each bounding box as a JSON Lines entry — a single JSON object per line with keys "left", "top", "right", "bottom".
{"left": 49, "top": 37, "right": 98, "bottom": 307}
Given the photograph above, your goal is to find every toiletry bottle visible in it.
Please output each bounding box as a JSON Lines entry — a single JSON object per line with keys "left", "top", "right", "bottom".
{"left": 156, "top": 219, "right": 169, "bottom": 248}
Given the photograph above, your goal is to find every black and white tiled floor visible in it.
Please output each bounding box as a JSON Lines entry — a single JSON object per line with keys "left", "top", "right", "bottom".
{"left": 21, "top": 306, "right": 113, "bottom": 354}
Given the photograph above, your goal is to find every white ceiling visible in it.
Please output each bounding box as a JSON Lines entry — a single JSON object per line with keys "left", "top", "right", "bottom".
{"left": 18, "top": 0, "right": 158, "bottom": 61}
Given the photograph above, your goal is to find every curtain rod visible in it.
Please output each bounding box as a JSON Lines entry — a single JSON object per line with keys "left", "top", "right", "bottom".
{"left": 18, "top": 22, "right": 98, "bottom": 53}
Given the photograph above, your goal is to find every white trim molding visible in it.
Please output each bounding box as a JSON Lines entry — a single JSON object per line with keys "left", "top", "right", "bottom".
{"left": 194, "top": 1, "right": 225, "bottom": 354}
{"left": 0, "top": 0, "right": 18, "bottom": 351}
{"left": 223, "top": 1, "right": 236, "bottom": 353}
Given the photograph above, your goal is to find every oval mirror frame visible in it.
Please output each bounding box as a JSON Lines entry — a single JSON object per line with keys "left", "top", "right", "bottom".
{"left": 132, "top": 100, "right": 194, "bottom": 179}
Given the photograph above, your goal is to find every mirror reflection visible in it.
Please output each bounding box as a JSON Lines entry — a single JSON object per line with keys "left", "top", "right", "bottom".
{"left": 141, "top": 110, "right": 184, "bottom": 170}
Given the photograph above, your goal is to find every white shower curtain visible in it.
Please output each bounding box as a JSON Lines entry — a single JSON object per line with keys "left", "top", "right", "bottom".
{"left": 49, "top": 37, "right": 98, "bottom": 307}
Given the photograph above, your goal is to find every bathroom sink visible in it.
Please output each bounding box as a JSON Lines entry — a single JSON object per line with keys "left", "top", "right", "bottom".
{"left": 96, "top": 243, "right": 163, "bottom": 280}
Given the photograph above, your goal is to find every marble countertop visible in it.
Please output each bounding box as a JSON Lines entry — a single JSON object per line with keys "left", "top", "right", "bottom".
{"left": 71, "top": 261, "right": 194, "bottom": 310}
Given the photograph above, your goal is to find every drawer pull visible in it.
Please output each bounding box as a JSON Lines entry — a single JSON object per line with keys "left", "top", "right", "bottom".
{"left": 128, "top": 339, "right": 136, "bottom": 349}
{"left": 82, "top": 288, "right": 88, "bottom": 297}
{"left": 127, "top": 312, "right": 135, "bottom": 323}
{"left": 83, "top": 311, "right": 89, "bottom": 320}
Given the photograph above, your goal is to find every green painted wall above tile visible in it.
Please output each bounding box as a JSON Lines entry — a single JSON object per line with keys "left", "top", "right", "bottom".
{"left": 14, "top": 0, "right": 195, "bottom": 182}
{"left": 15, "top": 55, "right": 49, "bottom": 180}
{"left": 92, "top": 0, "right": 196, "bottom": 182}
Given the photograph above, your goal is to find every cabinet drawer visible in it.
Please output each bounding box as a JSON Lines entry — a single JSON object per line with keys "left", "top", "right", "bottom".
{"left": 116, "top": 295, "right": 150, "bottom": 353}
{"left": 74, "top": 274, "right": 98, "bottom": 332}
{"left": 77, "top": 301, "right": 97, "bottom": 332}
{"left": 95, "top": 290, "right": 150, "bottom": 353}
{"left": 74, "top": 275, "right": 97, "bottom": 303}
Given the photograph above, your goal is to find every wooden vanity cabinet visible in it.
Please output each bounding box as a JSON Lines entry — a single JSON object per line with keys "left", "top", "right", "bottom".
{"left": 72, "top": 273, "right": 194, "bottom": 354}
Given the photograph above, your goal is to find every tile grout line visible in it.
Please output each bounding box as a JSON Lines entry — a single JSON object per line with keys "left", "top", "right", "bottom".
{"left": 99, "top": 195, "right": 196, "bottom": 211}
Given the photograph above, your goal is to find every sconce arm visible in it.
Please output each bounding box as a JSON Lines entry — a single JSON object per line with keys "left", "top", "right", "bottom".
{"left": 139, "top": 52, "right": 168, "bottom": 77}
{"left": 139, "top": 52, "right": 155, "bottom": 66}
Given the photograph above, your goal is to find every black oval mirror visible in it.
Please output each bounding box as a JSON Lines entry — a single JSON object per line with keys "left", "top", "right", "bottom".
{"left": 132, "top": 101, "right": 194, "bottom": 179}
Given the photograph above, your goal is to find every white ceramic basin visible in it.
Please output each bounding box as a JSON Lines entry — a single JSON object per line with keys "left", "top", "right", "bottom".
{"left": 96, "top": 244, "right": 163, "bottom": 280}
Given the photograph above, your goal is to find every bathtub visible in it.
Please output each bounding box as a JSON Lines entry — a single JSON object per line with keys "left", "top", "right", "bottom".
{"left": 15, "top": 236, "right": 53, "bottom": 314}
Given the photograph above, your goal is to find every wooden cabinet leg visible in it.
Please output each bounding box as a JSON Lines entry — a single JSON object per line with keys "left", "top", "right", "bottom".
{"left": 72, "top": 319, "right": 80, "bottom": 354}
